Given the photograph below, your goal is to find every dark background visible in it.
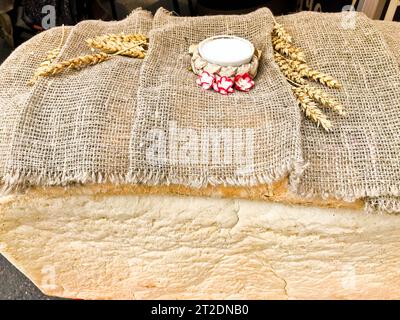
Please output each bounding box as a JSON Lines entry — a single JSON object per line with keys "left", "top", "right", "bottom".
{"left": 0, "top": 0, "right": 360, "bottom": 48}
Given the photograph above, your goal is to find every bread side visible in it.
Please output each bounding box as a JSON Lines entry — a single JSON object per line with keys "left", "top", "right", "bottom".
{"left": 1, "top": 191, "right": 399, "bottom": 299}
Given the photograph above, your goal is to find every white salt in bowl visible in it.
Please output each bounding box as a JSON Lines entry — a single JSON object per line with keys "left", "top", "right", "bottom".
{"left": 198, "top": 35, "right": 255, "bottom": 67}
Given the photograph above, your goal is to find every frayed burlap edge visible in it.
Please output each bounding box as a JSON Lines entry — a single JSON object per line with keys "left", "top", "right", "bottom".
{"left": 365, "top": 197, "right": 400, "bottom": 215}
{"left": 1, "top": 158, "right": 305, "bottom": 195}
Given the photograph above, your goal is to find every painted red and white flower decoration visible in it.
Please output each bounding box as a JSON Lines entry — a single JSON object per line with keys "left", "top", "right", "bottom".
{"left": 213, "top": 75, "right": 234, "bottom": 95}
{"left": 196, "top": 71, "right": 215, "bottom": 90}
{"left": 196, "top": 71, "right": 254, "bottom": 95}
{"left": 234, "top": 73, "right": 255, "bottom": 92}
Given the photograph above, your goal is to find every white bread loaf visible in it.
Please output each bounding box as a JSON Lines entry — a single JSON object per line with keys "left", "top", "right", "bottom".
{"left": 1, "top": 184, "right": 399, "bottom": 299}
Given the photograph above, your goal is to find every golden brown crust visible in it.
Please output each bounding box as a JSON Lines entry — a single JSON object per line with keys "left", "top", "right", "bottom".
{"left": 24, "top": 178, "right": 363, "bottom": 210}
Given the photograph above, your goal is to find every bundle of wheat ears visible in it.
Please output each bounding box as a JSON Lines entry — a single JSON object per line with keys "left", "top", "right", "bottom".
{"left": 30, "top": 28, "right": 148, "bottom": 84}
{"left": 272, "top": 21, "right": 344, "bottom": 131}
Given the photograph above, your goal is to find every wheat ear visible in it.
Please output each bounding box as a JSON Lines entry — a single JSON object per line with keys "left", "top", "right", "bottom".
{"left": 272, "top": 19, "right": 343, "bottom": 131}
{"left": 33, "top": 40, "right": 145, "bottom": 79}
{"left": 301, "top": 85, "right": 345, "bottom": 115}
{"left": 273, "top": 53, "right": 306, "bottom": 85}
{"left": 272, "top": 22, "right": 292, "bottom": 43}
{"left": 40, "top": 48, "right": 61, "bottom": 67}
{"left": 95, "top": 33, "right": 148, "bottom": 43}
{"left": 40, "top": 25, "right": 66, "bottom": 67}
{"left": 34, "top": 52, "right": 110, "bottom": 78}
{"left": 87, "top": 33, "right": 148, "bottom": 58}
{"left": 272, "top": 36, "right": 306, "bottom": 62}
{"left": 304, "top": 69, "right": 341, "bottom": 89}
{"left": 293, "top": 87, "right": 333, "bottom": 132}
{"left": 86, "top": 38, "right": 146, "bottom": 58}
{"left": 273, "top": 52, "right": 310, "bottom": 76}
{"left": 29, "top": 25, "right": 67, "bottom": 84}
{"left": 271, "top": 20, "right": 304, "bottom": 62}
{"left": 274, "top": 52, "right": 341, "bottom": 89}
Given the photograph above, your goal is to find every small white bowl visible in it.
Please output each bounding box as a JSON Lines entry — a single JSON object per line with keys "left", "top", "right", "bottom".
{"left": 198, "top": 35, "right": 255, "bottom": 67}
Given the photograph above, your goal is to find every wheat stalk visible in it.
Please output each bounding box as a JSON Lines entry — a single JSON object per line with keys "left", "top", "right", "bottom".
{"left": 272, "top": 36, "right": 306, "bottom": 62}
{"left": 95, "top": 33, "right": 148, "bottom": 43}
{"left": 274, "top": 52, "right": 341, "bottom": 89}
{"left": 272, "top": 22, "right": 292, "bottom": 44}
{"left": 86, "top": 38, "right": 146, "bottom": 58}
{"left": 274, "top": 53, "right": 305, "bottom": 85}
{"left": 271, "top": 21, "right": 344, "bottom": 130}
{"left": 32, "top": 42, "right": 142, "bottom": 80}
{"left": 40, "top": 25, "right": 66, "bottom": 67}
{"left": 274, "top": 56, "right": 306, "bottom": 85}
{"left": 274, "top": 52, "right": 310, "bottom": 76}
{"left": 30, "top": 31, "right": 148, "bottom": 83}
{"left": 301, "top": 85, "right": 345, "bottom": 115}
{"left": 304, "top": 69, "right": 341, "bottom": 89}
{"left": 29, "top": 25, "right": 67, "bottom": 84}
{"left": 40, "top": 48, "right": 61, "bottom": 67}
{"left": 87, "top": 33, "right": 148, "bottom": 58}
{"left": 293, "top": 87, "right": 333, "bottom": 131}
{"left": 29, "top": 49, "right": 61, "bottom": 84}
{"left": 34, "top": 52, "right": 110, "bottom": 78}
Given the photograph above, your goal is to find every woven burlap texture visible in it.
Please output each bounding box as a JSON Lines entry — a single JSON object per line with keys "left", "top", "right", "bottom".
{"left": 375, "top": 20, "right": 400, "bottom": 66}
{"left": 1, "top": 8, "right": 400, "bottom": 214}
{"left": 0, "top": 9, "right": 153, "bottom": 189}
{"left": 365, "top": 20, "right": 400, "bottom": 213}
{"left": 0, "top": 25, "right": 72, "bottom": 180}
{"left": 128, "top": 8, "right": 304, "bottom": 187}
{"left": 277, "top": 12, "right": 400, "bottom": 206}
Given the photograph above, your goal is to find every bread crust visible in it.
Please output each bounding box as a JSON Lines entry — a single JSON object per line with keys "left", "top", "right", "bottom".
{"left": 17, "top": 178, "right": 363, "bottom": 210}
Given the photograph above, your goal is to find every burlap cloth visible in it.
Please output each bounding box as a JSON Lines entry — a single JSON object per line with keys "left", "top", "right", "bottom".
{"left": 277, "top": 12, "right": 400, "bottom": 211}
{"left": 129, "top": 8, "right": 303, "bottom": 187}
{"left": 367, "top": 20, "right": 400, "bottom": 213}
{"left": 0, "top": 9, "right": 153, "bottom": 188}
{"left": 376, "top": 20, "right": 400, "bottom": 66}
{"left": 0, "top": 26, "right": 72, "bottom": 181}
{"left": 1, "top": 8, "right": 400, "bottom": 213}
